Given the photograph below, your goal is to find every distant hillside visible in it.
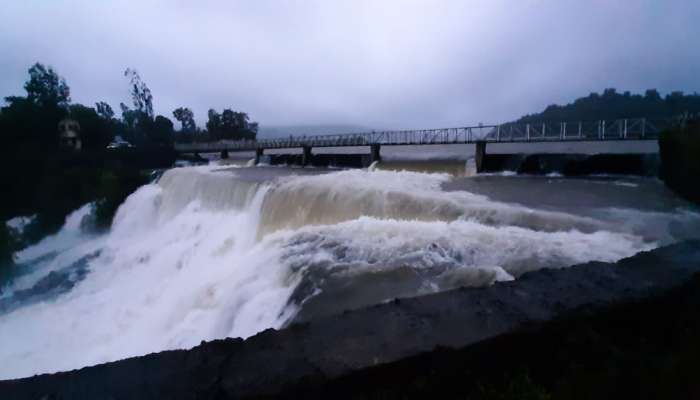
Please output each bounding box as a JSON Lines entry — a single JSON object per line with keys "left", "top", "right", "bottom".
{"left": 518, "top": 89, "right": 700, "bottom": 123}
{"left": 258, "top": 124, "right": 372, "bottom": 139}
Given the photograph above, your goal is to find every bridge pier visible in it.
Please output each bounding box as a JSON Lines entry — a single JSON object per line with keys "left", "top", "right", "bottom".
{"left": 370, "top": 144, "right": 381, "bottom": 164}
{"left": 220, "top": 149, "right": 229, "bottom": 159}
{"left": 475, "top": 141, "right": 487, "bottom": 173}
{"left": 302, "top": 146, "right": 313, "bottom": 166}
{"left": 255, "top": 148, "right": 264, "bottom": 164}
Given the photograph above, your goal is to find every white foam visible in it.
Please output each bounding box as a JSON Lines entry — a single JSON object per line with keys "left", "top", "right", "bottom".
{"left": 269, "top": 216, "right": 652, "bottom": 280}
{"left": 0, "top": 166, "right": 664, "bottom": 379}
{"left": 5, "top": 215, "right": 36, "bottom": 234}
{"left": 612, "top": 181, "right": 639, "bottom": 188}
{"left": 0, "top": 178, "right": 295, "bottom": 379}
{"left": 15, "top": 204, "right": 95, "bottom": 264}
{"left": 258, "top": 169, "right": 606, "bottom": 236}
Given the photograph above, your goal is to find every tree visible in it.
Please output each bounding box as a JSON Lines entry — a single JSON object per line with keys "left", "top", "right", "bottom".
{"left": 69, "top": 104, "right": 115, "bottom": 150}
{"left": 517, "top": 89, "right": 700, "bottom": 123}
{"left": 119, "top": 102, "right": 138, "bottom": 129}
{"left": 206, "top": 108, "right": 257, "bottom": 140}
{"left": 206, "top": 109, "right": 221, "bottom": 138}
{"left": 644, "top": 89, "right": 662, "bottom": 102}
{"left": 221, "top": 109, "right": 238, "bottom": 134}
{"left": 124, "top": 68, "right": 153, "bottom": 118}
{"left": 23, "top": 63, "right": 70, "bottom": 108}
{"left": 95, "top": 101, "right": 115, "bottom": 120}
{"left": 172, "top": 107, "right": 196, "bottom": 132}
{"left": 150, "top": 115, "right": 174, "bottom": 145}
{"left": 0, "top": 63, "right": 72, "bottom": 221}
{"left": 1, "top": 63, "right": 70, "bottom": 149}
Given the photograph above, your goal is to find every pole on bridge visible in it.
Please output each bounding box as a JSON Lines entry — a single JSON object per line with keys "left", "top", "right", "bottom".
{"left": 370, "top": 144, "right": 381, "bottom": 164}
{"left": 475, "top": 141, "right": 487, "bottom": 173}
{"left": 255, "top": 148, "right": 264, "bottom": 165}
{"left": 302, "top": 145, "right": 313, "bottom": 166}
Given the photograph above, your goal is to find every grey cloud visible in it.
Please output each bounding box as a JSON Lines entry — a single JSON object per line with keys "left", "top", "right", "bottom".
{"left": 1, "top": 0, "right": 698, "bottom": 131}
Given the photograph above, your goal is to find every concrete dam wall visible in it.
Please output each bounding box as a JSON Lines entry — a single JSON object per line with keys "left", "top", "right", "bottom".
{"left": 264, "top": 151, "right": 659, "bottom": 177}
{"left": 481, "top": 153, "right": 660, "bottom": 176}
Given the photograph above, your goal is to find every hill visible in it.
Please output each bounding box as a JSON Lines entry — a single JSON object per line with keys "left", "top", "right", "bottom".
{"left": 517, "top": 89, "right": 700, "bottom": 122}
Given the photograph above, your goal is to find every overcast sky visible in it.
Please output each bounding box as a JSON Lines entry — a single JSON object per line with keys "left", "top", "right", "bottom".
{"left": 1, "top": 1, "right": 698, "bottom": 130}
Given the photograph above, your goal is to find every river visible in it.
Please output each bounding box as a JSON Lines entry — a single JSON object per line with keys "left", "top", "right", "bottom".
{"left": 1, "top": 142, "right": 698, "bottom": 380}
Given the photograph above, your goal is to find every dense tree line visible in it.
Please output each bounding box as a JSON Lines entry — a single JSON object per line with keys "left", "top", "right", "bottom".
{"left": 518, "top": 88, "right": 700, "bottom": 123}
{"left": 659, "top": 118, "right": 700, "bottom": 204}
{"left": 172, "top": 107, "right": 258, "bottom": 143}
{"left": 0, "top": 64, "right": 173, "bottom": 222}
{"left": 1, "top": 64, "right": 175, "bottom": 160}
{"left": 0, "top": 62, "right": 260, "bottom": 268}
{"left": 0, "top": 64, "right": 171, "bottom": 267}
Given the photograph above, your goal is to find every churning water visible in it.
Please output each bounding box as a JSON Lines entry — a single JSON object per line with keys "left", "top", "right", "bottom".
{"left": 1, "top": 162, "right": 699, "bottom": 379}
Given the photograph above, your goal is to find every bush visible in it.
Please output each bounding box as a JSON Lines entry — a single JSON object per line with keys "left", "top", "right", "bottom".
{"left": 94, "top": 168, "right": 149, "bottom": 229}
{"left": 659, "top": 119, "right": 700, "bottom": 204}
{"left": 0, "top": 223, "right": 15, "bottom": 267}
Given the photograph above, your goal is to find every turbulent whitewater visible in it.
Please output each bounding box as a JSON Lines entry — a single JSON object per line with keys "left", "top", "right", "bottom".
{"left": 1, "top": 164, "right": 698, "bottom": 379}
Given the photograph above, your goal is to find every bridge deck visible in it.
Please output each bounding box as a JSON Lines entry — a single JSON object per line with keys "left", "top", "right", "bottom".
{"left": 175, "top": 118, "right": 667, "bottom": 153}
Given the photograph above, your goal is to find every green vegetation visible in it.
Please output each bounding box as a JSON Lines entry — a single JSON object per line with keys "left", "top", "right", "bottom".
{"left": 172, "top": 107, "right": 196, "bottom": 134}
{"left": 205, "top": 108, "right": 258, "bottom": 141}
{"left": 0, "top": 64, "right": 170, "bottom": 222}
{"left": 518, "top": 88, "right": 700, "bottom": 122}
{"left": 659, "top": 118, "right": 700, "bottom": 204}
{"left": 173, "top": 107, "right": 258, "bottom": 143}
{"left": 0, "top": 62, "right": 260, "bottom": 270}
{"left": 519, "top": 88, "right": 700, "bottom": 205}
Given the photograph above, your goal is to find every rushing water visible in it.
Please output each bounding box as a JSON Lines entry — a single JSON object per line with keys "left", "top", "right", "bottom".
{"left": 1, "top": 156, "right": 699, "bottom": 379}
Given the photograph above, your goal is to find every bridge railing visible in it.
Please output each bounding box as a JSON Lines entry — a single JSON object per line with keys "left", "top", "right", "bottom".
{"left": 174, "top": 117, "right": 671, "bottom": 153}
{"left": 481, "top": 118, "right": 668, "bottom": 142}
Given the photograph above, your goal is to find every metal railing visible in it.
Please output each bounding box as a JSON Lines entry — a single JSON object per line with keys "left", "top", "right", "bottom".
{"left": 175, "top": 117, "right": 671, "bottom": 153}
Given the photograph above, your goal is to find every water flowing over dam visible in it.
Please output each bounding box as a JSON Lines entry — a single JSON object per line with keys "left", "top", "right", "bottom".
{"left": 1, "top": 163, "right": 699, "bottom": 379}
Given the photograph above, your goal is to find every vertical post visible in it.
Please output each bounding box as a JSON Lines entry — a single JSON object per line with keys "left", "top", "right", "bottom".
{"left": 302, "top": 145, "right": 312, "bottom": 167}
{"left": 561, "top": 122, "right": 566, "bottom": 139}
{"left": 623, "top": 119, "right": 628, "bottom": 139}
{"left": 475, "top": 141, "right": 487, "bottom": 173}
{"left": 641, "top": 118, "right": 646, "bottom": 138}
{"left": 255, "top": 148, "right": 264, "bottom": 164}
{"left": 526, "top": 124, "right": 530, "bottom": 141}
{"left": 542, "top": 123, "right": 546, "bottom": 138}
{"left": 220, "top": 149, "right": 229, "bottom": 159}
{"left": 496, "top": 125, "right": 500, "bottom": 141}
{"left": 578, "top": 121, "right": 582, "bottom": 138}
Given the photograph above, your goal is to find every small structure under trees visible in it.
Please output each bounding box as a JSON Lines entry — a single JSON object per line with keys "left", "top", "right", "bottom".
{"left": 58, "top": 118, "right": 81, "bottom": 150}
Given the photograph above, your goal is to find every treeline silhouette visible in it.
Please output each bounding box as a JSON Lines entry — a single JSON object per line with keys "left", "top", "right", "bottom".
{"left": 518, "top": 88, "right": 700, "bottom": 123}
{"left": 0, "top": 63, "right": 258, "bottom": 267}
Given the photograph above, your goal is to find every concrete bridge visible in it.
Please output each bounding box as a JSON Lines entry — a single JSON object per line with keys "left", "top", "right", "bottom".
{"left": 175, "top": 118, "right": 668, "bottom": 171}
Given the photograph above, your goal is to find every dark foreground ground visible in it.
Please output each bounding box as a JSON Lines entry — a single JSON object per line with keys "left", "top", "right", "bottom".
{"left": 2, "top": 241, "right": 700, "bottom": 399}
{"left": 285, "top": 268, "right": 700, "bottom": 399}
